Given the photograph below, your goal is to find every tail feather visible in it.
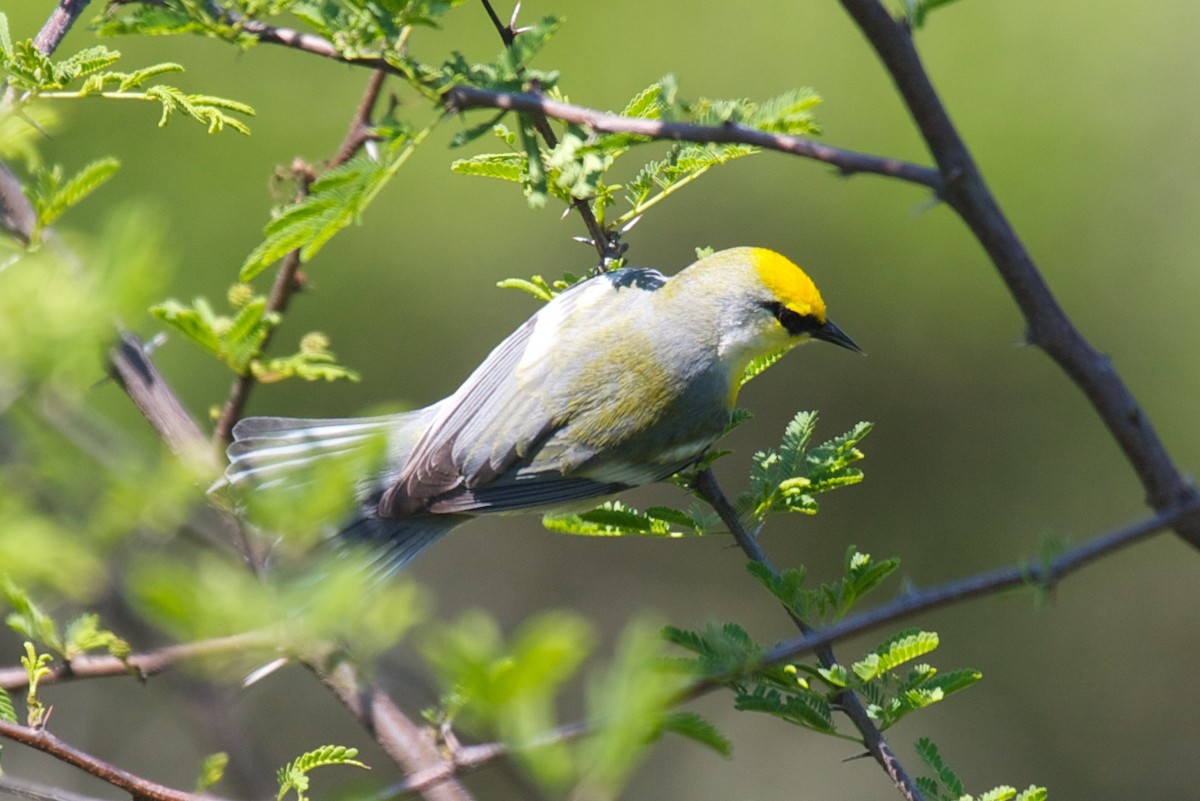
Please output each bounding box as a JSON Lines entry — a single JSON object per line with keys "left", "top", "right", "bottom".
{"left": 223, "top": 408, "right": 455, "bottom": 575}
{"left": 338, "top": 512, "right": 467, "bottom": 579}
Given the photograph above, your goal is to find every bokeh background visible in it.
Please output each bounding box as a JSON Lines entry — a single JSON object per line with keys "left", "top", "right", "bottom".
{"left": 4, "top": 0, "right": 1200, "bottom": 799}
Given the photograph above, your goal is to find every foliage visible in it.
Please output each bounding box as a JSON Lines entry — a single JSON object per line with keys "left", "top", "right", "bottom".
{"left": 0, "top": 13, "right": 253, "bottom": 134}
{"left": 915, "top": 738, "right": 1048, "bottom": 801}
{"left": 0, "top": 1, "right": 1052, "bottom": 799}
{"left": 195, "top": 752, "right": 230, "bottom": 792}
{"left": 3, "top": 577, "right": 130, "bottom": 661}
{"left": 423, "top": 613, "right": 692, "bottom": 795}
{"left": 239, "top": 121, "right": 434, "bottom": 281}
{"left": 150, "top": 288, "right": 358, "bottom": 385}
{"left": 900, "top": 0, "right": 968, "bottom": 29}
{"left": 276, "top": 745, "right": 367, "bottom": 801}
{"left": 664, "top": 606, "right": 981, "bottom": 737}
{"left": 544, "top": 412, "right": 869, "bottom": 539}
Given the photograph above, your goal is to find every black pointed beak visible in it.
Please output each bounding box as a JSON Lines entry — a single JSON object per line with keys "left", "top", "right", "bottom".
{"left": 812, "top": 319, "right": 864, "bottom": 354}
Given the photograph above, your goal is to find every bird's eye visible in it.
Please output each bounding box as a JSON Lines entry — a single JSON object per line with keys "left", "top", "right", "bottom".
{"left": 761, "top": 301, "right": 822, "bottom": 336}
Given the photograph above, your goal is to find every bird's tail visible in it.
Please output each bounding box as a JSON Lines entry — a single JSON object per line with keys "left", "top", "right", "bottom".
{"left": 223, "top": 408, "right": 459, "bottom": 574}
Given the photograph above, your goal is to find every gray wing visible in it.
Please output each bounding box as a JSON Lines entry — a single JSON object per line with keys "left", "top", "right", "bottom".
{"left": 380, "top": 269, "right": 666, "bottom": 517}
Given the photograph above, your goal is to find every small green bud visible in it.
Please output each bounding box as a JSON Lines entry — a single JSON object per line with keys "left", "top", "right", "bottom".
{"left": 300, "top": 331, "right": 330, "bottom": 354}
{"left": 226, "top": 283, "right": 255, "bottom": 308}
{"left": 211, "top": 316, "right": 233, "bottom": 336}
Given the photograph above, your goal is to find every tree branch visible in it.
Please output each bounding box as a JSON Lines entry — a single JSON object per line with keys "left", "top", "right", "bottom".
{"left": 443, "top": 85, "right": 943, "bottom": 190}
{"left": 152, "top": 10, "right": 941, "bottom": 194}
{"left": 754, "top": 497, "right": 1200, "bottom": 671}
{"left": 32, "top": 0, "right": 93, "bottom": 55}
{"left": 303, "top": 647, "right": 472, "bottom": 801}
{"left": 836, "top": 0, "right": 1200, "bottom": 550}
{"left": 212, "top": 68, "right": 389, "bottom": 446}
{"left": 475, "top": 0, "right": 618, "bottom": 267}
{"left": 0, "top": 631, "right": 276, "bottom": 691}
{"left": 692, "top": 470, "right": 923, "bottom": 801}
{"left": 0, "top": 720, "right": 225, "bottom": 801}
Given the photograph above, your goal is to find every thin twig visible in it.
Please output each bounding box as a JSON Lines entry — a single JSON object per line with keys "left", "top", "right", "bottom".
{"left": 835, "top": 0, "right": 1200, "bottom": 550}
{"left": 198, "top": 12, "right": 940, "bottom": 195}
{"left": 304, "top": 646, "right": 473, "bottom": 801}
{"left": 0, "top": 720, "right": 225, "bottom": 801}
{"left": 476, "top": 0, "right": 616, "bottom": 267}
{"left": 212, "top": 68, "right": 390, "bottom": 446}
{"left": 0, "top": 631, "right": 277, "bottom": 691}
{"left": 755, "top": 497, "right": 1200, "bottom": 671}
{"left": 692, "top": 469, "right": 923, "bottom": 801}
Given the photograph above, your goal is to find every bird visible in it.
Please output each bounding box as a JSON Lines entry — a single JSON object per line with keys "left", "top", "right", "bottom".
{"left": 225, "top": 246, "right": 860, "bottom": 574}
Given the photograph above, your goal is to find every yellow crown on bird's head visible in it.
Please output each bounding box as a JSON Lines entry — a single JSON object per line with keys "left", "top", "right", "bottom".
{"left": 748, "top": 247, "right": 828, "bottom": 324}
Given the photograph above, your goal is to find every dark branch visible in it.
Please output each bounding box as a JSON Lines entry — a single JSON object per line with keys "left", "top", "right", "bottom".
{"left": 692, "top": 470, "right": 924, "bottom": 801}
{"left": 32, "top": 0, "right": 92, "bottom": 55}
{"left": 756, "top": 497, "right": 1200, "bottom": 672}
{"left": 444, "top": 86, "right": 943, "bottom": 190}
{"left": 206, "top": 17, "right": 940, "bottom": 194}
{"left": 836, "top": 0, "right": 1200, "bottom": 550}
{"left": 0, "top": 720, "right": 225, "bottom": 801}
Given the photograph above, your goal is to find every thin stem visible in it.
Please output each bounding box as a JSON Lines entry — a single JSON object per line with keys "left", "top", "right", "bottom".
{"left": 0, "top": 631, "right": 277, "bottom": 691}
{"left": 476, "top": 0, "right": 616, "bottom": 267}
{"left": 212, "top": 68, "right": 389, "bottom": 447}
{"left": 692, "top": 470, "right": 923, "bottom": 801}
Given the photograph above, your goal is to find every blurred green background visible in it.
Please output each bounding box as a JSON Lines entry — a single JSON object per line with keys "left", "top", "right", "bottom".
{"left": 5, "top": 0, "right": 1200, "bottom": 799}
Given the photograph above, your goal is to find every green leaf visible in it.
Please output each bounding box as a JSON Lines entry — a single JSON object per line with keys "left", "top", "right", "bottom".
{"left": 196, "top": 752, "right": 229, "bottom": 793}
{"left": 658, "top": 712, "right": 731, "bottom": 757}
{"left": 451, "top": 151, "right": 524, "bottom": 182}
{"left": 2, "top": 578, "right": 63, "bottom": 652}
{"left": 734, "top": 686, "right": 835, "bottom": 732}
{"left": 250, "top": 333, "right": 360, "bottom": 384}
{"left": 903, "top": 0, "right": 967, "bottom": 29}
{"left": 915, "top": 737, "right": 964, "bottom": 799}
{"left": 25, "top": 158, "right": 120, "bottom": 234}
{"left": 276, "top": 745, "right": 367, "bottom": 801}
{"left": 542, "top": 500, "right": 707, "bottom": 538}
{"left": 853, "top": 629, "right": 940, "bottom": 682}
{"left": 62, "top": 613, "right": 130, "bottom": 661}
{"left": 0, "top": 686, "right": 16, "bottom": 724}
{"left": 502, "top": 16, "right": 562, "bottom": 74}
{"left": 241, "top": 123, "right": 434, "bottom": 280}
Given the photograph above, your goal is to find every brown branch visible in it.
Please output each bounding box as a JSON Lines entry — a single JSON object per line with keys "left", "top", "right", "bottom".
{"left": 444, "top": 85, "right": 943, "bottom": 190}
{"left": 212, "top": 68, "right": 389, "bottom": 446}
{"left": 303, "top": 647, "right": 472, "bottom": 801}
{"left": 107, "top": 332, "right": 216, "bottom": 471}
{"left": 692, "top": 469, "right": 923, "bottom": 801}
{"left": 0, "top": 631, "right": 276, "bottom": 691}
{"left": 32, "top": 0, "right": 93, "bottom": 55}
{"left": 198, "top": 13, "right": 940, "bottom": 200}
{"left": 836, "top": 0, "right": 1200, "bottom": 550}
{"left": 754, "top": 497, "right": 1200, "bottom": 671}
{"left": 0, "top": 720, "right": 225, "bottom": 801}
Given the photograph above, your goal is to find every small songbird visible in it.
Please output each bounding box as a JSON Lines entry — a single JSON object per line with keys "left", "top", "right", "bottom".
{"left": 225, "top": 246, "right": 860, "bottom": 573}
